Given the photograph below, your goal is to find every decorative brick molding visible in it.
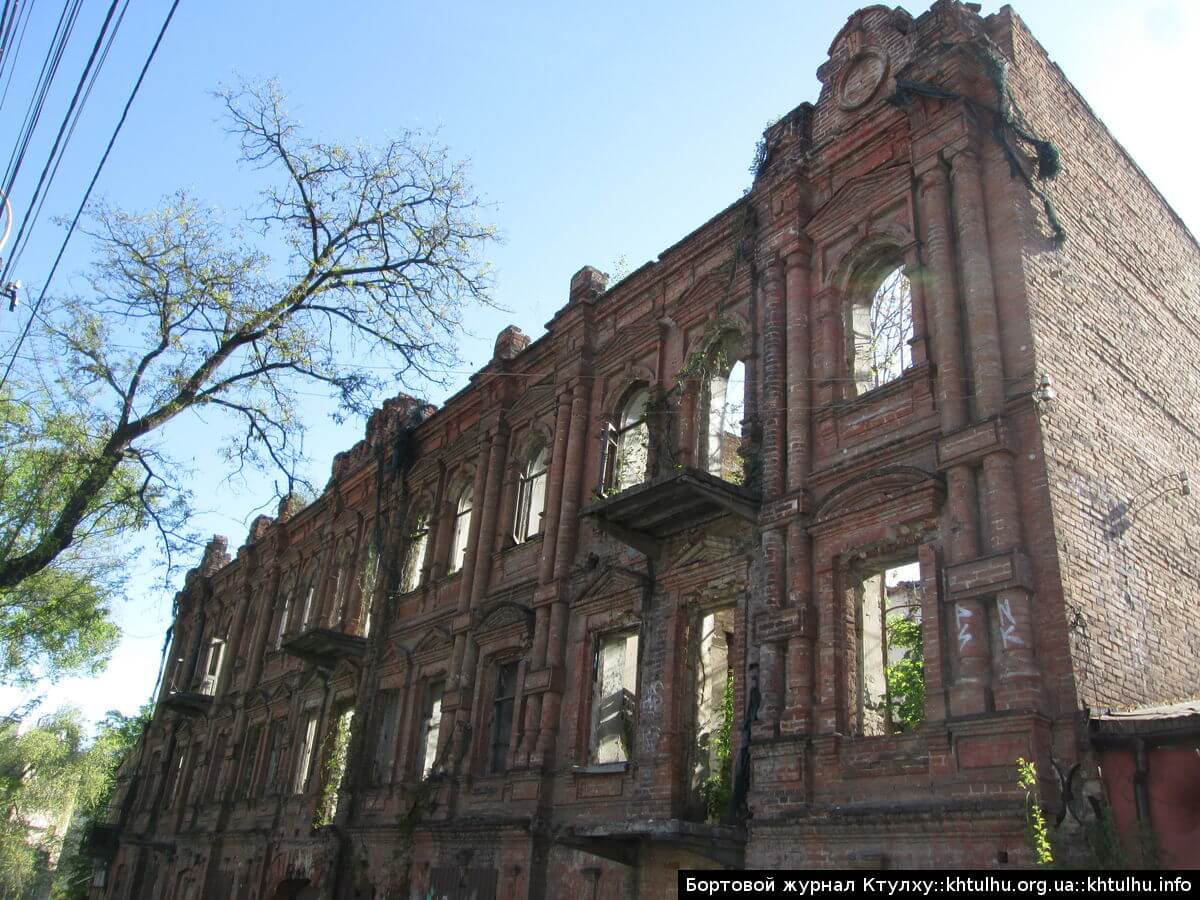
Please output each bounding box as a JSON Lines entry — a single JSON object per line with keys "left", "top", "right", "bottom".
{"left": 935, "top": 417, "right": 1011, "bottom": 470}
{"left": 943, "top": 549, "right": 1032, "bottom": 601}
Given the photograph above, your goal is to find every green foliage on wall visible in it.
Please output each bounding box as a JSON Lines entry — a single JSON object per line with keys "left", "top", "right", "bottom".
{"left": 884, "top": 615, "right": 924, "bottom": 731}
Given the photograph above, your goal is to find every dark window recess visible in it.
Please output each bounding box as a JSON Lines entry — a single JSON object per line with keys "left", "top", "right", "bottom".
{"left": 237, "top": 724, "right": 263, "bottom": 799}
{"left": 489, "top": 662, "right": 519, "bottom": 773}
{"left": 373, "top": 689, "right": 401, "bottom": 785}
{"left": 261, "top": 721, "right": 284, "bottom": 796}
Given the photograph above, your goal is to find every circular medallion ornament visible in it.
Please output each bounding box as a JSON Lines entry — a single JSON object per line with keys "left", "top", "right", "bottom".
{"left": 838, "top": 50, "right": 888, "bottom": 110}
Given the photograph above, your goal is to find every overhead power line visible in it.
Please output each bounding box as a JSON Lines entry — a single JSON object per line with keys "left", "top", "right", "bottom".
{"left": 0, "top": 0, "right": 125, "bottom": 286}
{"left": 0, "top": 0, "right": 183, "bottom": 394}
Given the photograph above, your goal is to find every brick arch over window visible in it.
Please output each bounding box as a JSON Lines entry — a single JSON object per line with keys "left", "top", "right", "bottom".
{"left": 511, "top": 428, "right": 551, "bottom": 545}
{"left": 399, "top": 490, "right": 436, "bottom": 594}
{"left": 446, "top": 474, "right": 475, "bottom": 575}
{"left": 602, "top": 381, "right": 653, "bottom": 494}
{"left": 828, "top": 230, "right": 921, "bottom": 398}
{"left": 693, "top": 326, "right": 748, "bottom": 482}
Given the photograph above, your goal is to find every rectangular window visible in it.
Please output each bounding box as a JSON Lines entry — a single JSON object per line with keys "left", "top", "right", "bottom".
{"left": 236, "top": 724, "right": 264, "bottom": 799}
{"left": 489, "top": 663, "right": 518, "bottom": 774}
{"left": 294, "top": 711, "right": 319, "bottom": 794}
{"left": 372, "top": 690, "right": 401, "bottom": 785}
{"left": 589, "top": 631, "right": 639, "bottom": 764}
{"left": 418, "top": 680, "right": 445, "bottom": 778}
{"left": 300, "top": 585, "right": 316, "bottom": 630}
{"left": 690, "top": 607, "right": 735, "bottom": 821}
{"left": 204, "top": 732, "right": 228, "bottom": 803}
{"left": 274, "top": 593, "right": 291, "bottom": 650}
{"left": 852, "top": 558, "right": 923, "bottom": 736}
{"left": 141, "top": 751, "right": 162, "bottom": 810}
{"left": 200, "top": 638, "right": 225, "bottom": 695}
{"left": 166, "top": 750, "right": 185, "bottom": 807}
{"left": 260, "top": 721, "right": 284, "bottom": 796}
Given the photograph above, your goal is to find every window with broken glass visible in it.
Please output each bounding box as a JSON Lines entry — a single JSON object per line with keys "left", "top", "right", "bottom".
{"left": 294, "top": 710, "right": 320, "bottom": 794}
{"left": 418, "top": 679, "right": 445, "bottom": 778}
{"left": 448, "top": 487, "right": 473, "bottom": 574}
{"left": 200, "top": 637, "right": 225, "bottom": 695}
{"left": 514, "top": 444, "right": 549, "bottom": 543}
{"left": 400, "top": 510, "right": 430, "bottom": 593}
{"left": 603, "top": 387, "right": 650, "bottom": 493}
{"left": 701, "top": 359, "right": 746, "bottom": 483}
{"left": 589, "top": 631, "right": 639, "bottom": 765}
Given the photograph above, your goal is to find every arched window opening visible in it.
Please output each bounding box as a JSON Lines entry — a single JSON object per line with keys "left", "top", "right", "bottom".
{"left": 703, "top": 359, "right": 745, "bottom": 482}
{"left": 514, "top": 444, "right": 549, "bottom": 543}
{"left": 850, "top": 265, "right": 913, "bottom": 395}
{"left": 400, "top": 511, "right": 430, "bottom": 594}
{"left": 603, "top": 387, "right": 650, "bottom": 493}
{"left": 448, "top": 487, "right": 473, "bottom": 574}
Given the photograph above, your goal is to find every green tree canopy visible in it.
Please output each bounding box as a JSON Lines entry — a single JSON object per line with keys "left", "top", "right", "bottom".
{"left": 0, "top": 706, "right": 147, "bottom": 898}
{"left": 0, "top": 82, "right": 497, "bottom": 682}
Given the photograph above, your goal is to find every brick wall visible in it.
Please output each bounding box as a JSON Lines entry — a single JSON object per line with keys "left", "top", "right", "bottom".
{"left": 1003, "top": 8, "right": 1200, "bottom": 708}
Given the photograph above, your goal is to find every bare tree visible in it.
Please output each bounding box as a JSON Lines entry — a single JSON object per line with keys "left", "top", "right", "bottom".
{"left": 851, "top": 266, "right": 913, "bottom": 393}
{"left": 0, "top": 82, "right": 497, "bottom": 592}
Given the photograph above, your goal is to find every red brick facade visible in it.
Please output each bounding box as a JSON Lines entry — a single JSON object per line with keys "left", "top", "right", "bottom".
{"left": 92, "top": 2, "right": 1200, "bottom": 895}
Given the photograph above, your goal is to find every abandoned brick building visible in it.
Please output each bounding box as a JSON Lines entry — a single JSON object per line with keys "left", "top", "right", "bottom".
{"left": 90, "top": 1, "right": 1200, "bottom": 894}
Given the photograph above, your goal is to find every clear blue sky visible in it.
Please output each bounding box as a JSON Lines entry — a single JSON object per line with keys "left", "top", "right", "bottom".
{"left": 1, "top": 0, "right": 1196, "bottom": 728}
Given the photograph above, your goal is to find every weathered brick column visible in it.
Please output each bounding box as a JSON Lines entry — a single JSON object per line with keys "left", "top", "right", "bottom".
{"left": 917, "top": 159, "right": 990, "bottom": 716}
{"left": 782, "top": 247, "right": 815, "bottom": 735}
{"left": 949, "top": 147, "right": 1040, "bottom": 710}
{"left": 516, "top": 389, "right": 572, "bottom": 767}
{"left": 446, "top": 441, "right": 493, "bottom": 769}
{"left": 468, "top": 417, "right": 510, "bottom": 610}
{"left": 533, "top": 377, "right": 590, "bottom": 765}
{"left": 756, "top": 256, "right": 787, "bottom": 736}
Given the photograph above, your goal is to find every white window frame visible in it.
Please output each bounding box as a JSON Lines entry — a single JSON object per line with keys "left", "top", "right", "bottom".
{"left": 448, "top": 487, "right": 473, "bottom": 574}
{"left": 514, "top": 445, "right": 549, "bottom": 543}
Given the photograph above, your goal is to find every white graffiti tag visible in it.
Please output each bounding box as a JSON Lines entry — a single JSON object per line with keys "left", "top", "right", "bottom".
{"left": 998, "top": 597, "right": 1025, "bottom": 649}
{"left": 956, "top": 604, "right": 974, "bottom": 650}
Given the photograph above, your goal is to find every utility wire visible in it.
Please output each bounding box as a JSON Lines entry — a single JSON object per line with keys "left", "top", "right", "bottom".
{"left": 2, "top": 0, "right": 84, "bottom": 198}
{"left": 1, "top": 0, "right": 124, "bottom": 285}
{"left": 0, "top": 0, "right": 183, "bottom": 394}
{"left": 0, "top": 0, "right": 34, "bottom": 112}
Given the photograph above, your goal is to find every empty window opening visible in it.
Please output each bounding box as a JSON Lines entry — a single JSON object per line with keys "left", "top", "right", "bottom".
{"left": 372, "top": 690, "right": 401, "bottom": 785}
{"left": 514, "top": 444, "right": 549, "bottom": 543}
{"left": 200, "top": 637, "right": 225, "bottom": 695}
{"left": 237, "top": 724, "right": 264, "bottom": 799}
{"left": 294, "top": 711, "right": 319, "bottom": 794}
{"left": 853, "top": 558, "right": 924, "bottom": 736}
{"left": 260, "top": 721, "right": 284, "bottom": 796}
{"left": 359, "top": 544, "right": 379, "bottom": 637}
{"left": 274, "top": 589, "right": 293, "bottom": 650}
{"left": 589, "top": 631, "right": 639, "bottom": 765}
{"left": 489, "top": 662, "right": 519, "bottom": 774}
{"left": 604, "top": 387, "right": 650, "bottom": 493}
{"left": 448, "top": 487, "right": 473, "bottom": 574}
{"left": 690, "top": 607, "right": 735, "bottom": 822}
{"left": 330, "top": 561, "right": 347, "bottom": 625}
{"left": 315, "top": 705, "right": 354, "bottom": 826}
{"left": 419, "top": 680, "right": 445, "bottom": 778}
{"left": 850, "top": 265, "right": 914, "bottom": 395}
{"left": 400, "top": 511, "right": 430, "bottom": 593}
{"left": 703, "top": 359, "right": 746, "bottom": 482}
{"left": 300, "top": 583, "right": 316, "bottom": 631}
